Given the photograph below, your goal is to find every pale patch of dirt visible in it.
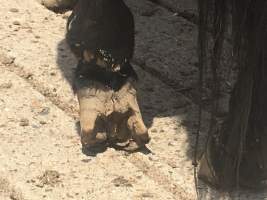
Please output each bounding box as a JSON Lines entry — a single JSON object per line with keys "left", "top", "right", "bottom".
{"left": 0, "top": 177, "right": 24, "bottom": 200}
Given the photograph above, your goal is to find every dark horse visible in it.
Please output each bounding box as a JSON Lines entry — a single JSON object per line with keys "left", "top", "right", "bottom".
{"left": 65, "top": 0, "right": 150, "bottom": 150}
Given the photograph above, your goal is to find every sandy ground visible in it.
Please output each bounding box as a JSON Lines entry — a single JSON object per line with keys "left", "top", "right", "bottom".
{"left": 0, "top": 0, "right": 267, "bottom": 199}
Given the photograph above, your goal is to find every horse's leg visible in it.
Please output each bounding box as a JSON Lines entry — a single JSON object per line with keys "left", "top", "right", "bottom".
{"left": 113, "top": 80, "right": 150, "bottom": 148}
{"left": 78, "top": 90, "right": 107, "bottom": 147}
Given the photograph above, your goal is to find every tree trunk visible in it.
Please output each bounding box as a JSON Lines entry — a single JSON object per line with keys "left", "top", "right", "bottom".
{"left": 198, "top": 0, "right": 267, "bottom": 189}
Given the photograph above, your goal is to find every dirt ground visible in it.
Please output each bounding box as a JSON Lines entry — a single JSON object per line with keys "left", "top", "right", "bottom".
{"left": 0, "top": 0, "right": 267, "bottom": 200}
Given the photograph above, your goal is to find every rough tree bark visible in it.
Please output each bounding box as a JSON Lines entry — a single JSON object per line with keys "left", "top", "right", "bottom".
{"left": 198, "top": 0, "right": 267, "bottom": 189}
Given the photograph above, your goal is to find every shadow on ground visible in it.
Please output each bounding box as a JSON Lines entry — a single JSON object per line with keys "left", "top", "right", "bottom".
{"left": 53, "top": 11, "right": 257, "bottom": 200}
{"left": 53, "top": 4, "right": 267, "bottom": 200}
